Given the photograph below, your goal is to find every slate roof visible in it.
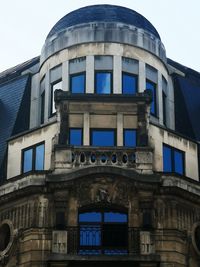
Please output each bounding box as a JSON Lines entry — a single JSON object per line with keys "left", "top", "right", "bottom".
{"left": 47, "top": 5, "right": 160, "bottom": 40}
{"left": 0, "top": 56, "right": 39, "bottom": 84}
{"left": 0, "top": 57, "right": 39, "bottom": 181}
{"left": 168, "top": 58, "right": 200, "bottom": 141}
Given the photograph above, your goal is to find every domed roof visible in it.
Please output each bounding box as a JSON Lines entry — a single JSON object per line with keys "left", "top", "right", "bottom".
{"left": 47, "top": 5, "right": 160, "bottom": 39}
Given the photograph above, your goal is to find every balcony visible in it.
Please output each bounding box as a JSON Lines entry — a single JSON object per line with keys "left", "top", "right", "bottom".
{"left": 52, "top": 227, "right": 155, "bottom": 256}
{"left": 54, "top": 146, "right": 153, "bottom": 174}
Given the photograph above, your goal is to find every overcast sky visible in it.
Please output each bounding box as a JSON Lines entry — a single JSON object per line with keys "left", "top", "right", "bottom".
{"left": 0, "top": 0, "right": 200, "bottom": 72}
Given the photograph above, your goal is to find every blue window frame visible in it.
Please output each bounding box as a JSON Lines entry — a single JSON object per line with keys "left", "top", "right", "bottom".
{"left": 95, "top": 72, "right": 112, "bottom": 94}
{"left": 124, "top": 129, "right": 137, "bottom": 147}
{"left": 91, "top": 129, "right": 115, "bottom": 147}
{"left": 22, "top": 143, "right": 45, "bottom": 174}
{"left": 146, "top": 80, "right": 157, "bottom": 116}
{"left": 69, "top": 128, "right": 83, "bottom": 146}
{"left": 70, "top": 73, "right": 85, "bottom": 93}
{"left": 78, "top": 209, "right": 128, "bottom": 255}
{"left": 122, "top": 73, "right": 137, "bottom": 94}
{"left": 163, "top": 144, "right": 185, "bottom": 175}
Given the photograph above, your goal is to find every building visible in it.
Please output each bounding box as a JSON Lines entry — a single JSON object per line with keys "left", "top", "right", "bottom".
{"left": 0, "top": 4, "right": 200, "bottom": 267}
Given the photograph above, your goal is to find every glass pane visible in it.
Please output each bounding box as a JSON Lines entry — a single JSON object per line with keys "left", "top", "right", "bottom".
{"left": 23, "top": 149, "right": 33, "bottom": 173}
{"left": 124, "top": 130, "right": 137, "bottom": 147}
{"left": 35, "top": 144, "right": 44, "bottom": 170}
{"left": 79, "top": 212, "right": 102, "bottom": 222}
{"left": 162, "top": 91, "right": 167, "bottom": 125}
{"left": 52, "top": 81, "right": 62, "bottom": 113}
{"left": 91, "top": 130, "right": 115, "bottom": 146}
{"left": 104, "top": 212, "right": 127, "bottom": 223}
{"left": 40, "top": 91, "right": 45, "bottom": 124}
{"left": 103, "top": 224, "right": 128, "bottom": 247}
{"left": 69, "top": 129, "right": 82, "bottom": 146}
{"left": 71, "top": 74, "right": 85, "bottom": 93}
{"left": 96, "top": 72, "right": 111, "bottom": 94}
{"left": 80, "top": 225, "right": 101, "bottom": 246}
{"left": 163, "top": 145, "right": 172, "bottom": 172}
{"left": 174, "top": 150, "right": 184, "bottom": 174}
{"left": 122, "top": 74, "right": 137, "bottom": 94}
{"left": 146, "top": 81, "right": 156, "bottom": 115}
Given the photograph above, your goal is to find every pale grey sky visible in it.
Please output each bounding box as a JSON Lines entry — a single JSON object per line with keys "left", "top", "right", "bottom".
{"left": 0, "top": 0, "right": 200, "bottom": 72}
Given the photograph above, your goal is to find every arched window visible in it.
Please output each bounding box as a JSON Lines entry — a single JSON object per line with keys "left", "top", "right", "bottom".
{"left": 78, "top": 207, "right": 128, "bottom": 255}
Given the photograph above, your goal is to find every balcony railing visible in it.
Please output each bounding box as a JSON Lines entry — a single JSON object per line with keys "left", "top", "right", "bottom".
{"left": 54, "top": 146, "right": 153, "bottom": 173}
{"left": 71, "top": 147, "right": 136, "bottom": 169}
{"left": 52, "top": 227, "right": 155, "bottom": 256}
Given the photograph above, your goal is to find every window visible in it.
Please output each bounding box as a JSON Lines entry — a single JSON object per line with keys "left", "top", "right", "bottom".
{"left": 163, "top": 144, "right": 185, "bottom": 175}
{"left": 22, "top": 143, "right": 45, "bottom": 173}
{"left": 162, "top": 91, "right": 167, "bottom": 126}
{"left": 91, "top": 129, "right": 115, "bottom": 147}
{"left": 122, "top": 73, "right": 137, "bottom": 94}
{"left": 40, "top": 76, "right": 45, "bottom": 124}
{"left": 51, "top": 80, "right": 62, "bottom": 114}
{"left": 146, "top": 80, "right": 157, "bottom": 116}
{"left": 56, "top": 212, "right": 66, "bottom": 230}
{"left": 95, "top": 72, "right": 112, "bottom": 94}
{"left": 69, "top": 128, "right": 83, "bottom": 146}
{"left": 70, "top": 73, "right": 85, "bottom": 93}
{"left": 142, "top": 210, "right": 152, "bottom": 229}
{"left": 40, "top": 91, "right": 45, "bottom": 124}
{"left": 124, "top": 129, "right": 137, "bottom": 147}
{"left": 79, "top": 209, "right": 128, "bottom": 255}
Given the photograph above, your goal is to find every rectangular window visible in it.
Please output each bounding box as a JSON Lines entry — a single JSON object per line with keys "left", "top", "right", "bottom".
{"left": 124, "top": 129, "right": 137, "bottom": 147}
{"left": 95, "top": 72, "right": 112, "bottom": 94}
{"left": 91, "top": 129, "right": 115, "bottom": 146}
{"left": 56, "top": 212, "right": 66, "bottom": 230}
{"left": 163, "top": 144, "right": 185, "bottom": 175}
{"left": 22, "top": 142, "right": 45, "bottom": 174}
{"left": 122, "top": 73, "right": 137, "bottom": 94}
{"left": 40, "top": 90, "right": 45, "bottom": 124}
{"left": 69, "top": 128, "right": 83, "bottom": 146}
{"left": 51, "top": 80, "right": 62, "bottom": 115}
{"left": 70, "top": 73, "right": 85, "bottom": 93}
{"left": 146, "top": 80, "right": 157, "bottom": 116}
{"left": 162, "top": 91, "right": 167, "bottom": 126}
{"left": 35, "top": 144, "right": 45, "bottom": 170}
{"left": 163, "top": 145, "right": 172, "bottom": 172}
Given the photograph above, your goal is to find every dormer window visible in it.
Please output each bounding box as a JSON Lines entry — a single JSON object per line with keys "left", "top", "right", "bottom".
{"left": 22, "top": 142, "right": 45, "bottom": 174}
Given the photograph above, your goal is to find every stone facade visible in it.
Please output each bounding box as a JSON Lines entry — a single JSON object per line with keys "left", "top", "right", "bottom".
{"left": 1, "top": 4, "right": 200, "bottom": 267}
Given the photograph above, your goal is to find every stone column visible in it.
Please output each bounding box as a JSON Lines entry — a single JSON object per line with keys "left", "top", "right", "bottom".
{"left": 117, "top": 113, "right": 123, "bottom": 146}
{"left": 139, "top": 61, "right": 146, "bottom": 93}
{"left": 137, "top": 104, "right": 148, "bottom": 146}
{"left": 62, "top": 61, "right": 69, "bottom": 92}
{"left": 113, "top": 55, "right": 122, "bottom": 94}
{"left": 86, "top": 56, "right": 94, "bottom": 94}
{"left": 59, "top": 102, "right": 69, "bottom": 145}
{"left": 84, "top": 112, "right": 90, "bottom": 145}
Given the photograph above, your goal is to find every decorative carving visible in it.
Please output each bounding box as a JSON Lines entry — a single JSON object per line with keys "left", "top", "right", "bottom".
{"left": 96, "top": 188, "right": 111, "bottom": 203}
{"left": 74, "top": 176, "right": 131, "bottom": 208}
